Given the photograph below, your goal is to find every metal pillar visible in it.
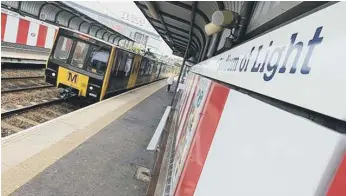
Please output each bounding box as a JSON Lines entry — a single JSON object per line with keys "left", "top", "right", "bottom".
{"left": 170, "top": 2, "right": 197, "bottom": 107}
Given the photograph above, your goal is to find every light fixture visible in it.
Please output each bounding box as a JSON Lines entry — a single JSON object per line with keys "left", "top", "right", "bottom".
{"left": 204, "top": 10, "right": 238, "bottom": 36}
{"left": 212, "top": 11, "right": 235, "bottom": 26}
{"left": 205, "top": 23, "right": 222, "bottom": 36}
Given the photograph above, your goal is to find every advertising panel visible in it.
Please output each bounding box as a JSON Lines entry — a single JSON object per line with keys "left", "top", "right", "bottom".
{"left": 170, "top": 76, "right": 212, "bottom": 195}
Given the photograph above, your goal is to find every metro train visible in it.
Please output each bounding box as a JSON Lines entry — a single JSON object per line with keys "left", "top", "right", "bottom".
{"left": 45, "top": 27, "right": 176, "bottom": 101}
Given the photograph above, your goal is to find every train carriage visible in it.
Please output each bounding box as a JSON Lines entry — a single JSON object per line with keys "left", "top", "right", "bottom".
{"left": 45, "top": 27, "right": 174, "bottom": 102}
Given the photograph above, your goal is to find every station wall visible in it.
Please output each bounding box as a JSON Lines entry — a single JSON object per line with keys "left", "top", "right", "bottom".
{"left": 1, "top": 8, "right": 57, "bottom": 49}
{"left": 167, "top": 72, "right": 346, "bottom": 196}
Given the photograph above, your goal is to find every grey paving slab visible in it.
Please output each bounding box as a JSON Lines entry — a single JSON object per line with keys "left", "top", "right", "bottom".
{"left": 11, "top": 86, "right": 174, "bottom": 196}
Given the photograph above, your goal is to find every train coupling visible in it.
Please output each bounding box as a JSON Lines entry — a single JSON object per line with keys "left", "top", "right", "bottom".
{"left": 59, "top": 87, "right": 78, "bottom": 99}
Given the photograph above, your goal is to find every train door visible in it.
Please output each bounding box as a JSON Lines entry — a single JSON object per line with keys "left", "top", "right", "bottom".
{"left": 127, "top": 54, "right": 141, "bottom": 88}
{"left": 136, "top": 57, "right": 148, "bottom": 85}
{"left": 157, "top": 62, "right": 163, "bottom": 79}
{"left": 106, "top": 49, "right": 134, "bottom": 93}
{"left": 145, "top": 59, "right": 154, "bottom": 83}
{"left": 150, "top": 62, "right": 157, "bottom": 81}
{"left": 160, "top": 64, "right": 167, "bottom": 78}
{"left": 155, "top": 62, "right": 161, "bottom": 78}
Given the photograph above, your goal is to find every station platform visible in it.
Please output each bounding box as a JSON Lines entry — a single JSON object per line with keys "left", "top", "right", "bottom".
{"left": 1, "top": 44, "right": 49, "bottom": 64}
{"left": 1, "top": 80, "right": 174, "bottom": 196}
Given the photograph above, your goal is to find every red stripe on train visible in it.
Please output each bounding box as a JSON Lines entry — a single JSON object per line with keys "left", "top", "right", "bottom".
{"left": 1, "top": 13, "right": 7, "bottom": 41}
{"left": 16, "top": 18, "right": 30, "bottom": 44}
{"left": 36, "top": 24, "right": 47, "bottom": 47}
{"left": 174, "top": 82, "right": 230, "bottom": 196}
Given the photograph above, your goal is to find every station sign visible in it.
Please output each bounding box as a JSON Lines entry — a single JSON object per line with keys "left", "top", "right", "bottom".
{"left": 192, "top": 2, "right": 346, "bottom": 121}
{"left": 121, "top": 12, "right": 146, "bottom": 26}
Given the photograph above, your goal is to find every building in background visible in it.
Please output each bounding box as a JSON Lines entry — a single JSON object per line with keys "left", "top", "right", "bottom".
{"left": 64, "top": 1, "right": 172, "bottom": 57}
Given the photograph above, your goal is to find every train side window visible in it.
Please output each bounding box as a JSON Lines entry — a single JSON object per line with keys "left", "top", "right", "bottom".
{"left": 53, "top": 36, "right": 73, "bottom": 62}
{"left": 124, "top": 54, "right": 134, "bottom": 76}
{"left": 86, "top": 48, "right": 110, "bottom": 75}
{"left": 139, "top": 58, "right": 148, "bottom": 76}
{"left": 148, "top": 63, "right": 153, "bottom": 75}
{"left": 153, "top": 64, "right": 158, "bottom": 75}
{"left": 71, "top": 41, "right": 89, "bottom": 69}
{"left": 111, "top": 50, "right": 119, "bottom": 76}
{"left": 115, "top": 51, "right": 128, "bottom": 76}
{"left": 145, "top": 60, "right": 152, "bottom": 75}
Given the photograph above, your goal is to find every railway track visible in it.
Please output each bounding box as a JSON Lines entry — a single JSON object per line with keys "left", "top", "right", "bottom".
{"left": 1, "top": 85, "right": 53, "bottom": 93}
{"left": 1, "top": 97, "right": 65, "bottom": 118}
{"left": 0, "top": 83, "right": 83, "bottom": 138}
{"left": 1, "top": 87, "right": 85, "bottom": 138}
{"left": 1, "top": 76, "right": 44, "bottom": 80}
{"left": 1, "top": 68, "right": 44, "bottom": 78}
{"left": 0, "top": 68, "right": 84, "bottom": 138}
{"left": 1, "top": 99, "right": 83, "bottom": 137}
{"left": 1, "top": 76, "right": 50, "bottom": 92}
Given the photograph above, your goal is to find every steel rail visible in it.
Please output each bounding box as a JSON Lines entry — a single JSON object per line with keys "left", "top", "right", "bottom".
{"left": 1, "top": 85, "right": 53, "bottom": 93}
{"left": 1, "top": 76, "right": 44, "bottom": 80}
{"left": 1, "top": 98, "right": 65, "bottom": 119}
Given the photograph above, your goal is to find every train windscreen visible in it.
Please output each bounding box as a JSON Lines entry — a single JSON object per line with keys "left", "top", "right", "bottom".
{"left": 53, "top": 36, "right": 73, "bottom": 63}
{"left": 86, "top": 48, "right": 110, "bottom": 75}
{"left": 52, "top": 34, "right": 111, "bottom": 76}
{"left": 71, "top": 41, "right": 89, "bottom": 69}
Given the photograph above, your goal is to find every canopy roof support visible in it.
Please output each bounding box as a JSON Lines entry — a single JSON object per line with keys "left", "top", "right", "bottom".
{"left": 1, "top": 1, "right": 135, "bottom": 44}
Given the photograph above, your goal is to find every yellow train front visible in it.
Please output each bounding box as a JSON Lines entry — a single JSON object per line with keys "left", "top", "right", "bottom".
{"left": 45, "top": 27, "right": 174, "bottom": 102}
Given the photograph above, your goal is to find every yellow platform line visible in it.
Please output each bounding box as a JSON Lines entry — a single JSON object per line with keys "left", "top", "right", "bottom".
{"left": 1, "top": 80, "right": 166, "bottom": 196}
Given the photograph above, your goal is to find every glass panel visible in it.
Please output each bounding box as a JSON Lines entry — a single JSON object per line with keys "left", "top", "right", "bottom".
{"left": 124, "top": 56, "right": 133, "bottom": 76}
{"left": 115, "top": 50, "right": 127, "bottom": 76}
{"left": 119, "top": 40, "right": 126, "bottom": 47}
{"left": 53, "top": 36, "right": 73, "bottom": 62}
{"left": 139, "top": 58, "right": 148, "bottom": 76}
{"left": 71, "top": 41, "right": 89, "bottom": 68}
{"left": 86, "top": 48, "right": 110, "bottom": 75}
{"left": 134, "top": 32, "right": 144, "bottom": 43}
{"left": 145, "top": 60, "right": 153, "bottom": 75}
{"left": 142, "top": 35, "right": 148, "bottom": 45}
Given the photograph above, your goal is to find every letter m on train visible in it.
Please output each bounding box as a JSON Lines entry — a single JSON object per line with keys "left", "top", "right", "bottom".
{"left": 67, "top": 72, "right": 78, "bottom": 83}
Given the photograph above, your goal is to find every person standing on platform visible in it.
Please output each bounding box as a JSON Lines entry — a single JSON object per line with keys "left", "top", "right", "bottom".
{"left": 167, "top": 75, "right": 174, "bottom": 92}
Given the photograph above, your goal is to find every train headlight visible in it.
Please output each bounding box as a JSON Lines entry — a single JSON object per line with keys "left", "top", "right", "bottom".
{"left": 89, "top": 86, "right": 93, "bottom": 90}
{"left": 52, "top": 72, "right": 56, "bottom": 77}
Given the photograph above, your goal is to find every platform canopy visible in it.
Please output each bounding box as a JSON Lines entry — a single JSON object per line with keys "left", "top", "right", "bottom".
{"left": 135, "top": 1, "right": 246, "bottom": 63}
{"left": 1, "top": 1, "right": 135, "bottom": 45}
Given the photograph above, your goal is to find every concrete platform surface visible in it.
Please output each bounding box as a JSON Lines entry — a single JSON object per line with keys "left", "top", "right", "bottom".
{"left": 1, "top": 81, "right": 175, "bottom": 195}
{"left": 1, "top": 47, "right": 49, "bottom": 61}
{"left": 9, "top": 85, "right": 174, "bottom": 196}
{"left": 2, "top": 81, "right": 164, "bottom": 174}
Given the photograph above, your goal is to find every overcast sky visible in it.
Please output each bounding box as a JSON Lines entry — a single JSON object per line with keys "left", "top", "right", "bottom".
{"left": 74, "top": 1, "right": 145, "bottom": 18}
{"left": 75, "top": 1, "right": 173, "bottom": 55}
